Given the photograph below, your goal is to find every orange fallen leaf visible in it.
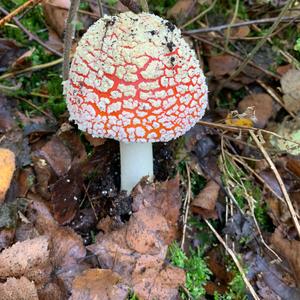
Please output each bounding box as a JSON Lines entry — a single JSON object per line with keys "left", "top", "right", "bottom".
{"left": 0, "top": 148, "right": 15, "bottom": 202}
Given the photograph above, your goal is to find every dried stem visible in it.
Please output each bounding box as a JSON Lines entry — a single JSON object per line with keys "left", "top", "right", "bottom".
{"left": 205, "top": 220, "right": 261, "bottom": 300}
{"left": 63, "top": 0, "right": 81, "bottom": 81}
{"left": 181, "top": 162, "right": 192, "bottom": 250}
{"left": 0, "top": 7, "right": 62, "bottom": 57}
{"left": 184, "top": 15, "right": 300, "bottom": 34}
{"left": 0, "top": 0, "right": 41, "bottom": 27}
{"left": 96, "top": 0, "right": 104, "bottom": 18}
{"left": 0, "top": 58, "right": 63, "bottom": 81}
{"left": 224, "top": 0, "right": 239, "bottom": 49}
{"left": 249, "top": 130, "right": 300, "bottom": 239}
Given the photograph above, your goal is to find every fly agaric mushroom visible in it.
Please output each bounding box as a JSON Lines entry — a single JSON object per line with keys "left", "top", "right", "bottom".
{"left": 63, "top": 12, "right": 208, "bottom": 192}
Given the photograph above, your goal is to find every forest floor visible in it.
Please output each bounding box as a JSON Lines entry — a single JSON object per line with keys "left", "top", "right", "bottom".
{"left": 0, "top": 0, "right": 300, "bottom": 299}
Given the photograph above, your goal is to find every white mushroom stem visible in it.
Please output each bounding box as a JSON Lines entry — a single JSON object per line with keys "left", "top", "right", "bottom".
{"left": 120, "top": 142, "right": 153, "bottom": 193}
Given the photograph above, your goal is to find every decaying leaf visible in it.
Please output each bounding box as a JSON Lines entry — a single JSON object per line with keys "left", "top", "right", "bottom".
{"left": 38, "top": 135, "right": 72, "bottom": 177}
{"left": 88, "top": 178, "right": 185, "bottom": 300}
{"left": 167, "top": 0, "right": 197, "bottom": 23}
{"left": 192, "top": 180, "right": 219, "bottom": 219}
{"left": 0, "top": 95, "right": 15, "bottom": 133}
{"left": 70, "top": 269, "right": 129, "bottom": 300}
{"left": 238, "top": 93, "right": 273, "bottom": 128}
{"left": 0, "top": 228, "right": 14, "bottom": 251}
{"left": 270, "top": 117, "right": 300, "bottom": 155}
{"left": 0, "top": 235, "right": 51, "bottom": 286}
{"left": 0, "top": 148, "right": 15, "bottom": 202}
{"left": 51, "top": 166, "right": 83, "bottom": 225}
{"left": 271, "top": 228, "right": 300, "bottom": 286}
{"left": 27, "top": 196, "right": 87, "bottom": 293}
{"left": 208, "top": 54, "right": 240, "bottom": 77}
{"left": 0, "top": 277, "right": 39, "bottom": 300}
{"left": 132, "top": 255, "right": 185, "bottom": 300}
{"left": 281, "top": 69, "right": 300, "bottom": 114}
{"left": 43, "top": 2, "right": 69, "bottom": 38}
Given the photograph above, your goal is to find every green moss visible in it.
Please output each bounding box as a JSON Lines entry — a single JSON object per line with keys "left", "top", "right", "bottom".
{"left": 169, "top": 242, "right": 212, "bottom": 299}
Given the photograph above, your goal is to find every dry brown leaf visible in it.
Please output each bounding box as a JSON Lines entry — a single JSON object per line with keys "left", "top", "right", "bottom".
{"left": 0, "top": 228, "right": 15, "bottom": 250}
{"left": 276, "top": 64, "right": 292, "bottom": 76}
{"left": 208, "top": 54, "right": 240, "bottom": 77}
{"left": 27, "top": 196, "right": 88, "bottom": 293}
{"left": 167, "top": 0, "right": 197, "bottom": 22}
{"left": 191, "top": 180, "right": 219, "bottom": 219}
{"left": 0, "top": 235, "right": 51, "bottom": 285}
{"left": 131, "top": 177, "right": 181, "bottom": 243}
{"left": 132, "top": 255, "right": 185, "bottom": 300}
{"left": 38, "top": 135, "right": 72, "bottom": 177}
{"left": 281, "top": 69, "right": 300, "bottom": 114}
{"left": 238, "top": 93, "right": 273, "bottom": 128}
{"left": 271, "top": 228, "right": 300, "bottom": 286}
{"left": 88, "top": 178, "right": 184, "bottom": 300}
{"left": 286, "top": 157, "right": 300, "bottom": 178}
{"left": 0, "top": 95, "right": 15, "bottom": 133}
{"left": 70, "top": 269, "right": 129, "bottom": 300}
{"left": 84, "top": 132, "right": 106, "bottom": 147}
{"left": 45, "top": 0, "right": 70, "bottom": 9}
{"left": 0, "top": 148, "right": 15, "bottom": 202}
{"left": 0, "top": 277, "right": 39, "bottom": 300}
{"left": 224, "top": 23, "right": 250, "bottom": 38}
{"left": 126, "top": 207, "right": 169, "bottom": 254}
{"left": 43, "top": 3, "right": 68, "bottom": 38}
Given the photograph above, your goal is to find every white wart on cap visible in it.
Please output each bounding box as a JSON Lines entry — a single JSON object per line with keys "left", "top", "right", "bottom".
{"left": 64, "top": 11, "right": 208, "bottom": 143}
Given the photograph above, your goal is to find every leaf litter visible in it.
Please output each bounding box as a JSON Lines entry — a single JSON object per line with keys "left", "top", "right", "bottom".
{"left": 0, "top": 0, "right": 300, "bottom": 299}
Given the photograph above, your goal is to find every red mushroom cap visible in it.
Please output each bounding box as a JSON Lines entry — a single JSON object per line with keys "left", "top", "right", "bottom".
{"left": 64, "top": 12, "right": 208, "bottom": 142}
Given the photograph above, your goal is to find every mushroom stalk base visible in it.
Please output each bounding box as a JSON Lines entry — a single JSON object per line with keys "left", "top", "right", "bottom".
{"left": 120, "top": 142, "right": 153, "bottom": 193}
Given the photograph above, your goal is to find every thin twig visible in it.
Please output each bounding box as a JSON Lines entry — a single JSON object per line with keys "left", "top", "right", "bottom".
{"left": 0, "top": 58, "right": 63, "bottom": 81}
{"left": 63, "top": 0, "right": 81, "bottom": 81}
{"left": 249, "top": 130, "right": 300, "bottom": 239}
{"left": 181, "top": 162, "right": 192, "bottom": 250}
{"left": 16, "top": 96, "right": 55, "bottom": 120}
{"left": 96, "top": 0, "right": 104, "bottom": 18}
{"left": 0, "top": 0, "right": 41, "bottom": 27}
{"left": 184, "top": 15, "right": 300, "bottom": 34}
{"left": 0, "top": 7, "right": 62, "bottom": 57}
{"left": 224, "top": 0, "right": 239, "bottom": 49}
{"left": 205, "top": 220, "right": 260, "bottom": 300}
{"left": 197, "top": 120, "right": 300, "bottom": 147}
